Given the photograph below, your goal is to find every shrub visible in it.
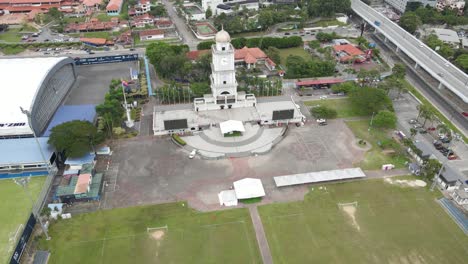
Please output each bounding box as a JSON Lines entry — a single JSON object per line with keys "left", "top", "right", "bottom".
{"left": 310, "top": 106, "right": 338, "bottom": 119}
{"left": 172, "top": 134, "right": 186, "bottom": 146}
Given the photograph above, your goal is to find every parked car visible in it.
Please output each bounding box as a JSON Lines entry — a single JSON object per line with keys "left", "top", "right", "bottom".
{"left": 448, "top": 154, "right": 458, "bottom": 160}
{"left": 317, "top": 119, "right": 327, "bottom": 126}
{"left": 189, "top": 149, "right": 197, "bottom": 159}
{"left": 416, "top": 127, "right": 427, "bottom": 134}
{"left": 462, "top": 112, "right": 468, "bottom": 117}
{"left": 433, "top": 141, "right": 444, "bottom": 150}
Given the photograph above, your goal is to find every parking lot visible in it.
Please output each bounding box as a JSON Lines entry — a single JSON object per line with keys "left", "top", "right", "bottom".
{"left": 64, "top": 61, "right": 138, "bottom": 105}
{"left": 100, "top": 120, "right": 365, "bottom": 211}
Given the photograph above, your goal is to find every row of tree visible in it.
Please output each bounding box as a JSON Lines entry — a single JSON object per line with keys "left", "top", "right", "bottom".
{"left": 197, "top": 36, "right": 303, "bottom": 51}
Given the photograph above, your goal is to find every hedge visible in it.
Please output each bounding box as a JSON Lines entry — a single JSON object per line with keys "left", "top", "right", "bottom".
{"left": 197, "top": 36, "right": 302, "bottom": 50}
{"left": 172, "top": 134, "right": 186, "bottom": 146}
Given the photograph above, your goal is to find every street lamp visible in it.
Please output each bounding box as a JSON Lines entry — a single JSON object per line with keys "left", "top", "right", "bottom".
{"left": 18, "top": 106, "right": 51, "bottom": 240}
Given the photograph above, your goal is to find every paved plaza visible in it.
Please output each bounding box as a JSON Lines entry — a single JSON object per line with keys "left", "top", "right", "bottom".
{"left": 100, "top": 119, "right": 366, "bottom": 211}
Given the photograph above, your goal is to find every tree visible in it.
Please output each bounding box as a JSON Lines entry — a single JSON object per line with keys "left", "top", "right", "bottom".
{"left": 205, "top": 7, "right": 212, "bottom": 19}
{"left": 416, "top": 104, "right": 434, "bottom": 126}
{"left": 410, "top": 127, "right": 418, "bottom": 138}
{"left": 307, "top": 0, "right": 350, "bottom": 17}
{"left": 265, "top": 47, "right": 281, "bottom": 64}
{"left": 454, "top": 54, "right": 468, "bottom": 72}
{"left": 373, "top": 110, "right": 397, "bottom": 129}
{"left": 392, "top": 63, "right": 406, "bottom": 79}
{"left": 48, "top": 120, "right": 102, "bottom": 158}
{"left": 48, "top": 7, "right": 63, "bottom": 20}
{"left": 357, "top": 69, "right": 380, "bottom": 87}
{"left": 422, "top": 159, "right": 442, "bottom": 180}
{"left": 149, "top": 5, "right": 167, "bottom": 17}
{"left": 316, "top": 32, "right": 337, "bottom": 42}
{"left": 399, "top": 12, "right": 421, "bottom": 34}
{"left": 349, "top": 86, "right": 392, "bottom": 115}
{"left": 310, "top": 106, "right": 338, "bottom": 119}
{"left": 331, "top": 82, "right": 358, "bottom": 94}
{"left": 190, "top": 82, "right": 210, "bottom": 97}
{"left": 258, "top": 10, "right": 274, "bottom": 29}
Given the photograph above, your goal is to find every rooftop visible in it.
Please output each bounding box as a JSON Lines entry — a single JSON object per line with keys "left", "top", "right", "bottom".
{"left": 139, "top": 29, "right": 164, "bottom": 37}
{"left": 0, "top": 57, "right": 70, "bottom": 136}
{"left": 0, "top": 137, "right": 54, "bottom": 166}
{"left": 42, "top": 105, "right": 97, "bottom": 137}
{"left": 430, "top": 28, "right": 462, "bottom": 44}
{"left": 233, "top": 178, "right": 265, "bottom": 199}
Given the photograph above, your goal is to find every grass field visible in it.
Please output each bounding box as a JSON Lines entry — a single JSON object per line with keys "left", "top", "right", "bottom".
{"left": 278, "top": 47, "right": 310, "bottom": 67}
{"left": 38, "top": 203, "right": 261, "bottom": 264}
{"left": 259, "top": 177, "right": 468, "bottom": 264}
{"left": 0, "top": 177, "right": 46, "bottom": 263}
{"left": 304, "top": 98, "right": 365, "bottom": 118}
{"left": 346, "top": 119, "right": 408, "bottom": 170}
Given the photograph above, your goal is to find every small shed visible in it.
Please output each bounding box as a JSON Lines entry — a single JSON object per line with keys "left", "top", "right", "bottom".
{"left": 233, "top": 178, "right": 265, "bottom": 200}
{"left": 220, "top": 120, "right": 245, "bottom": 135}
{"left": 218, "top": 190, "right": 238, "bottom": 206}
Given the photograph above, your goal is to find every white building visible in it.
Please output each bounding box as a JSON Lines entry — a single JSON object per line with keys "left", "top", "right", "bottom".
{"left": 436, "top": 0, "right": 465, "bottom": 14}
{"left": 139, "top": 29, "right": 165, "bottom": 41}
{"left": 451, "top": 184, "right": 468, "bottom": 206}
{"left": 202, "top": 0, "right": 259, "bottom": 15}
{"left": 384, "top": 0, "right": 437, "bottom": 13}
{"left": 184, "top": 3, "right": 206, "bottom": 21}
{"left": 194, "top": 29, "right": 257, "bottom": 111}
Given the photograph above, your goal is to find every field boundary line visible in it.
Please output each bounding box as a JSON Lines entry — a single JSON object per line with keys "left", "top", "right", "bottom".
{"left": 240, "top": 218, "right": 256, "bottom": 263}
{"left": 200, "top": 220, "right": 245, "bottom": 228}
{"left": 268, "top": 213, "right": 303, "bottom": 219}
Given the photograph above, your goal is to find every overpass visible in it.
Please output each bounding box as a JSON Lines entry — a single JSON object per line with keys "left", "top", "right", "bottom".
{"left": 351, "top": 0, "right": 468, "bottom": 104}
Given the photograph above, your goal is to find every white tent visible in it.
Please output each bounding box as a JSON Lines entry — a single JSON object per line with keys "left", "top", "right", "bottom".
{"left": 233, "top": 178, "right": 265, "bottom": 199}
{"left": 219, "top": 120, "right": 245, "bottom": 134}
{"left": 218, "top": 190, "right": 238, "bottom": 206}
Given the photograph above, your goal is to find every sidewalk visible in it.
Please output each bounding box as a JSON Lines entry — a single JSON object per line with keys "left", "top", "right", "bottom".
{"left": 248, "top": 205, "right": 273, "bottom": 264}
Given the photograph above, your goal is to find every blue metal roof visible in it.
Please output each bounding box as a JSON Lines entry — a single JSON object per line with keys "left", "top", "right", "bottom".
{"left": 0, "top": 137, "right": 54, "bottom": 166}
{"left": 42, "top": 105, "right": 97, "bottom": 137}
{"left": 65, "top": 152, "right": 96, "bottom": 165}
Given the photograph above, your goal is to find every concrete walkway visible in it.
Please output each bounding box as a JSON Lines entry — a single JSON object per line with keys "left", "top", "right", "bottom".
{"left": 248, "top": 205, "right": 273, "bottom": 264}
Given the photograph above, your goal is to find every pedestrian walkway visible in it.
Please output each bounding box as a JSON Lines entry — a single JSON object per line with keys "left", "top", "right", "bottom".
{"left": 248, "top": 206, "right": 273, "bottom": 264}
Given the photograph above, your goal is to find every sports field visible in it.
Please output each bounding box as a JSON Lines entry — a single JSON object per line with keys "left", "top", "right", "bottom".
{"left": 0, "top": 176, "right": 46, "bottom": 264}
{"left": 259, "top": 177, "right": 468, "bottom": 264}
{"left": 196, "top": 24, "right": 216, "bottom": 35}
{"left": 39, "top": 203, "right": 261, "bottom": 264}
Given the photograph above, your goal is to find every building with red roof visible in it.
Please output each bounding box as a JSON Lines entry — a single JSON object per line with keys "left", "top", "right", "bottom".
{"left": 187, "top": 46, "right": 276, "bottom": 71}
{"left": 82, "top": 0, "right": 101, "bottom": 11}
{"left": 106, "top": 0, "right": 123, "bottom": 15}
{"left": 155, "top": 19, "right": 173, "bottom": 29}
{"left": 333, "top": 44, "right": 366, "bottom": 63}
{"left": 130, "top": 13, "right": 154, "bottom": 28}
{"left": 138, "top": 29, "right": 164, "bottom": 41}
{"left": 80, "top": 37, "right": 114, "bottom": 46}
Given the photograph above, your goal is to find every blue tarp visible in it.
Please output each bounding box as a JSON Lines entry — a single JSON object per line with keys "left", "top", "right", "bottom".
{"left": 0, "top": 171, "right": 47, "bottom": 179}
{"left": 42, "top": 105, "right": 97, "bottom": 137}
{"left": 0, "top": 137, "right": 54, "bottom": 166}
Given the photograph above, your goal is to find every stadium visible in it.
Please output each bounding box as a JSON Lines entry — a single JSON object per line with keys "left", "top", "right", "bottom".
{"left": 0, "top": 57, "right": 77, "bottom": 177}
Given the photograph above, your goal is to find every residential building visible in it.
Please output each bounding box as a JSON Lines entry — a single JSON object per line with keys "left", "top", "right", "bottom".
{"left": 0, "top": 0, "right": 62, "bottom": 14}
{"left": 139, "top": 28, "right": 164, "bottom": 41}
{"left": 384, "top": 0, "right": 437, "bottom": 13}
{"left": 202, "top": 0, "right": 259, "bottom": 15}
{"left": 451, "top": 183, "right": 468, "bottom": 205}
{"left": 155, "top": 19, "right": 174, "bottom": 29}
{"left": 436, "top": 0, "right": 465, "bottom": 14}
{"left": 106, "top": 0, "right": 123, "bottom": 15}
{"left": 436, "top": 165, "right": 466, "bottom": 191}
{"left": 234, "top": 46, "right": 276, "bottom": 70}
{"left": 130, "top": 13, "right": 154, "bottom": 28}
{"left": 80, "top": 37, "right": 114, "bottom": 46}
{"left": 333, "top": 44, "right": 368, "bottom": 63}
{"left": 65, "top": 18, "right": 125, "bottom": 32}
{"left": 82, "top": 0, "right": 101, "bottom": 11}
{"left": 129, "top": 0, "right": 151, "bottom": 16}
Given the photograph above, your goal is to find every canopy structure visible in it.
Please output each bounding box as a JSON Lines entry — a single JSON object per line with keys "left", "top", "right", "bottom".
{"left": 233, "top": 178, "right": 265, "bottom": 199}
{"left": 218, "top": 190, "right": 238, "bottom": 206}
{"left": 274, "top": 168, "right": 365, "bottom": 187}
{"left": 219, "top": 120, "right": 245, "bottom": 134}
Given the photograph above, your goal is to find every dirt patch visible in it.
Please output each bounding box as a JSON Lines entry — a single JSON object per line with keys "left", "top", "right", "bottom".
{"left": 384, "top": 178, "right": 427, "bottom": 188}
{"left": 150, "top": 230, "right": 165, "bottom": 241}
{"left": 341, "top": 204, "right": 360, "bottom": 231}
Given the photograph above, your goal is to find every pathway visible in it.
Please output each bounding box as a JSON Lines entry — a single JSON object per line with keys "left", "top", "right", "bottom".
{"left": 248, "top": 205, "right": 273, "bottom": 264}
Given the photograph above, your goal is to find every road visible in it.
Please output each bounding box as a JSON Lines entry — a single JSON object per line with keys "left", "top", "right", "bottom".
{"left": 161, "top": 0, "right": 198, "bottom": 50}
{"left": 351, "top": 0, "right": 468, "bottom": 103}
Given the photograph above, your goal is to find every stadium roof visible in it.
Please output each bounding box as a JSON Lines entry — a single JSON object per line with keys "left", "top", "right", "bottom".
{"left": 0, "top": 57, "right": 70, "bottom": 136}
{"left": 0, "top": 137, "right": 54, "bottom": 166}
{"left": 42, "top": 105, "right": 97, "bottom": 137}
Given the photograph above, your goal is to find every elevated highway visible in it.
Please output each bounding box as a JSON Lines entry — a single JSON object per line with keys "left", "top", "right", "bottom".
{"left": 351, "top": 0, "right": 468, "bottom": 104}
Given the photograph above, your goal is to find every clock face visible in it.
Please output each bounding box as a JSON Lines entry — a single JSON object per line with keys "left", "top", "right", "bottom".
{"left": 221, "top": 58, "right": 228, "bottom": 65}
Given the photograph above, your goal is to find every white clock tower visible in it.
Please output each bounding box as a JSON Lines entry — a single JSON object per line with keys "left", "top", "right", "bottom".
{"left": 210, "top": 29, "right": 238, "bottom": 106}
{"left": 193, "top": 29, "right": 256, "bottom": 111}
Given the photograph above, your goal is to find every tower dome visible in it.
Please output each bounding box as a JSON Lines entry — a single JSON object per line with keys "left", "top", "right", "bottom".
{"left": 215, "top": 29, "right": 230, "bottom": 43}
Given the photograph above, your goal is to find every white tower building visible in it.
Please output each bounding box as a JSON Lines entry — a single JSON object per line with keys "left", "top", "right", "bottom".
{"left": 194, "top": 29, "right": 256, "bottom": 111}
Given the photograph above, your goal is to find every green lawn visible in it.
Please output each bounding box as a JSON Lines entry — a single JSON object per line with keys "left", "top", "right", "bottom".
{"left": 0, "top": 46, "right": 26, "bottom": 55}
{"left": 0, "top": 177, "right": 46, "bottom": 263}
{"left": 38, "top": 203, "right": 261, "bottom": 264}
{"left": 0, "top": 30, "right": 22, "bottom": 43}
{"left": 259, "top": 177, "right": 468, "bottom": 264}
{"left": 346, "top": 119, "right": 408, "bottom": 170}
{"left": 278, "top": 47, "right": 310, "bottom": 67}
{"left": 95, "top": 13, "right": 113, "bottom": 22}
{"left": 304, "top": 98, "right": 365, "bottom": 118}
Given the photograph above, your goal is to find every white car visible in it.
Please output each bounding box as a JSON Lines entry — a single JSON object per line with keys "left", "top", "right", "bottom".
{"left": 189, "top": 149, "right": 197, "bottom": 159}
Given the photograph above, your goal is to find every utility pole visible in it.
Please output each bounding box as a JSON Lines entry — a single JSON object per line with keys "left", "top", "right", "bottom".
{"left": 18, "top": 106, "right": 51, "bottom": 240}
